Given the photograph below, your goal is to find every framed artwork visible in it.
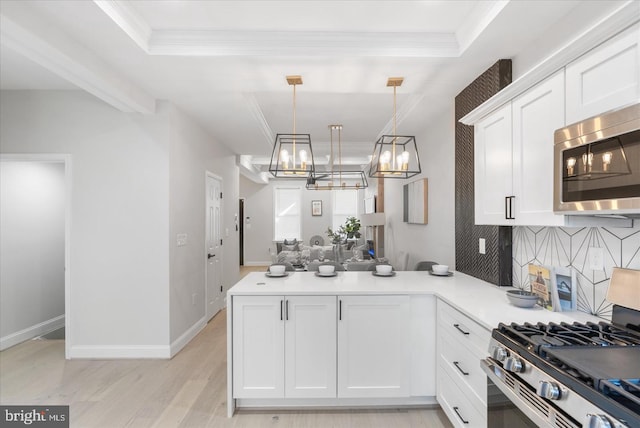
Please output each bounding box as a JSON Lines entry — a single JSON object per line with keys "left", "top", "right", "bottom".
{"left": 311, "top": 200, "right": 322, "bottom": 216}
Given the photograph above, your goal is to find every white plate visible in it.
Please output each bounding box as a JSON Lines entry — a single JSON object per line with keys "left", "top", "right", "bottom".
{"left": 315, "top": 272, "right": 337, "bottom": 277}
{"left": 429, "top": 271, "right": 453, "bottom": 277}
{"left": 265, "top": 272, "right": 289, "bottom": 278}
{"left": 372, "top": 271, "right": 396, "bottom": 277}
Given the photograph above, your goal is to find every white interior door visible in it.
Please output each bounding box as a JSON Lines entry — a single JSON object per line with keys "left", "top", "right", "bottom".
{"left": 206, "top": 173, "right": 223, "bottom": 320}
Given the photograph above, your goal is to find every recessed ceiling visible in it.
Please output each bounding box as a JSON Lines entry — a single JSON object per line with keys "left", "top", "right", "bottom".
{"left": 0, "top": 0, "right": 622, "bottom": 178}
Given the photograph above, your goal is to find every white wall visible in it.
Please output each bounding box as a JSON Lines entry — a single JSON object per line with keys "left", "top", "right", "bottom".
{"left": 0, "top": 161, "right": 65, "bottom": 349}
{"left": 1, "top": 90, "right": 171, "bottom": 357}
{"left": 168, "top": 104, "right": 239, "bottom": 345}
{"left": 382, "top": 103, "right": 456, "bottom": 271}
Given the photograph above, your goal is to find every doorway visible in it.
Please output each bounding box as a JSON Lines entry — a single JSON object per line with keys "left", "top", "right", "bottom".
{"left": 239, "top": 198, "right": 245, "bottom": 266}
{"left": 205, "top": 173, "right": 223, "bottom": 321}
{"left": 0, "top": 154, "right": 71, "bottom": 358}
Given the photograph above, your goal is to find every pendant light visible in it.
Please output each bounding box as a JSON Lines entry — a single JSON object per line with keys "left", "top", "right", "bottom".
{"left": 369, "top": 77, "right": 421, "bottom": 179}
{"left": 306, "top": 124, "right": 368, "bottom": 190}
{"left": 269, "top": 75, "right": 315, "bottom": 178}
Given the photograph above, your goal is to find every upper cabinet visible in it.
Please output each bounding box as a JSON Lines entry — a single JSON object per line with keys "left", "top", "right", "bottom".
{"left": 566, "top": 23, "right": 640, "bottom": 124}
{"left": 475, "top": 71, "right": 565, "bottom": 226}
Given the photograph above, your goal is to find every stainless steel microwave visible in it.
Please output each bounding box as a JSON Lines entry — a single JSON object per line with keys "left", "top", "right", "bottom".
{"left": 554, "top": 103, "right": 640, "bottom": 214}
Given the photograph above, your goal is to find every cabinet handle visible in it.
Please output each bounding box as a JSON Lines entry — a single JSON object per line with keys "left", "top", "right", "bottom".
{"left": 339, "top": 300, "right": 342, "bottom": 321}
{"left": 453, "top": 324, "right": 470, "bottom": 335}
{"left": 280, "top": 300, "right": 283, "bottom": 321}
{"left": 453, "top": 361, "right": 469, "bottom": 376}
{"left": 505, "top": 195, "right": 516, "bottom": 220}
{"left": 504, "top": 196, "right": 509, "bottom": 220}
{"left": 453, "top": 407, "right": 469, "bottom": 424}
{"left": 285, "top": 300, "right": 289, "bottom": 321}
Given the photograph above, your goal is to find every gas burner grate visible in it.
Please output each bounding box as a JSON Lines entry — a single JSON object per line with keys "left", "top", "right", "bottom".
{"left": 601, "top": 378, "right": 640, "bottom": 415}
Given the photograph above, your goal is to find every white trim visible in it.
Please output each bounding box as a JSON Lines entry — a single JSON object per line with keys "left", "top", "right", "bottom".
{"left": 93, "top": 0, "right": 151, "bottom": 52}
{"left": 0, "top": 154, "right": 72, "bottom": 359}
{"left": 0, "top": 315, "right": 65, "bottom": 351}
{"left": 169, "top": 316, "right": 206, "bottom": 358}
{"left": 69, "top": 345, "right": 170, "bottom": 359}
{"left": 235, "top": 396, "right": 438, "bottom": 409}
{"left": 460, "top": 2, "right": 640, "bottom": 125}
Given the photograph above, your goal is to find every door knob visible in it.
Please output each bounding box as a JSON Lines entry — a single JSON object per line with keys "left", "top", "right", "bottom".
{"left": 208, "top": 253, "right": 215, "bottom": 259}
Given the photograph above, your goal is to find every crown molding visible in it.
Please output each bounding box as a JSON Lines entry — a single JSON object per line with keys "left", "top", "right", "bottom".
{"left": 457, "top": 0, "right": 509, "bottom": 55}
{"left": 148, "top": 30, "right": 459, "bottom": 57}
{"left": 0, "top": 13, "right": 155, "bottom": 114}
{"left": 460, "top": 1, "right": 640, "bottom": 125}
{"left": 93, "top": 0, "right": 151, "bottom": 52}
{"left": 244, "top": 93, "right": 275, "bottom": 147}
{"left": 376, "top": 92, "right": 426, "bottom": 138}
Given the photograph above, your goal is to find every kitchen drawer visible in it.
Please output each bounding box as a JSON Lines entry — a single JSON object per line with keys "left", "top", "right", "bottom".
{"left": 437, "top": 366, "right": 487, "bottom": 428}
{"left": 437, "top": 300, "right": 491, "bottom": 358}
{"left": 438, "top": 332, "right": 487, "bottom": 406}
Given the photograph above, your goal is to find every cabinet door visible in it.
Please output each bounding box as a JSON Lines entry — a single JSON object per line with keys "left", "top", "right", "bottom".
{"left": 232, "top": 295, "right": 285, "bottom": 398}
{"left": 474, "top": 103, "right": 513, "bottom": 225}
{"left": 566, "top": 23, "right": 640, "bottom": 124}
{"left": 512, "top": 70, "right": 566, "bottom": 226}
{"left": 284, "top": 295, "right": 337, "bottom": 398}
{"left": 337, "top": 295, "right": 410, "bottom": 398}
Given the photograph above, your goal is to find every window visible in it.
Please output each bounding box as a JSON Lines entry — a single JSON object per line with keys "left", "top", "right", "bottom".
{"left": 273, "top": 187, "right": 301, "bottom": 241}
{"left": 332, "top": 189, "right": 359, "bottom": 230}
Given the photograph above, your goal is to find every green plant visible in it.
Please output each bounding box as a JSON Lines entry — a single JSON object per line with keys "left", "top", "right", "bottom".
{"left": 326, "top": 217, "right": 361, "bottom": 244}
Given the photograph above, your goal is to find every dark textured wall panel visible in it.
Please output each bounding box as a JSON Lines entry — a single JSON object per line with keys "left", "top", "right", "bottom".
{"left": 455, "top": 60, "right": 512, "bottom": 285}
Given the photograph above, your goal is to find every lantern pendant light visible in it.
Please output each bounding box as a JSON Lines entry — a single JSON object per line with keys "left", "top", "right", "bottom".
{"left": 306, "top": 125, "right": 368, "bottom": 190}
{"left": 369, "top": 77, "right": 421, "bottom": 179}
{"left": 269, "top": 75, "right": 315, "bottom": 178}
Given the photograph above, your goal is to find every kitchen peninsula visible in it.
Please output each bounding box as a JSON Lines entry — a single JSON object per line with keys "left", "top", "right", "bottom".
{"left": 226, "top": 271, "right": 600, "bottom": 421}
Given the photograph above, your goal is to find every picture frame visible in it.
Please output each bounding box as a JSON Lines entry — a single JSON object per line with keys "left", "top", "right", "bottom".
{"left": 552, "top": 266, "right": 577, "bottom": 312}
{"left": 311, "top": 200, "right": 322, "bottom": 216}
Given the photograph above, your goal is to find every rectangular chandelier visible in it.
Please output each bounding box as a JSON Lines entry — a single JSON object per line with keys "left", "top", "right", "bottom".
{"left": 269, "top": 133, "right": 315, "bottom": 177}
{"left": 306, "top": 168, "right": 368, "bottom": 190}
{"left": 369, "top": 135, "right": 421, "bottom": 179}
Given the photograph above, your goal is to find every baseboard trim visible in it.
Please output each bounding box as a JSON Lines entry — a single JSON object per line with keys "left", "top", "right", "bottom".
{"left": 243, "top": 261, "right": 271, "bottom": 266}
{"left": 0, "top": 314, "right": 65, "bottom": 351}
{"left": 170, "top": 316, "right": 206, "bottom": 358}
{"left": 69, "top": 344, "right": 170, "bottom": 359}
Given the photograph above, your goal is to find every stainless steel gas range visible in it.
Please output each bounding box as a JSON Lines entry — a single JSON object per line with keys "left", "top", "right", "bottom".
{"left": 482, "top": 268, "right": 640, "bottom": 428}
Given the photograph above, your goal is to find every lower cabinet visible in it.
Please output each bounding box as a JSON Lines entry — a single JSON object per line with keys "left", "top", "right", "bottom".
{"left": 337, "top": 295, "right": 410, "bottom": 398}
{"left": 436, "top": 300, "right": 491, "bottom": 427}
{"left": 232, "top": 295, "right": 336, "bottom": 399}
{"left": 231, "top": 294, "right": 432, "bottom": 402}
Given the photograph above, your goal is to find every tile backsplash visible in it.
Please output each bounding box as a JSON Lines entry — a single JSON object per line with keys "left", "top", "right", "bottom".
{"left": 513, "top": 224, "right": 640, "bottom": 320}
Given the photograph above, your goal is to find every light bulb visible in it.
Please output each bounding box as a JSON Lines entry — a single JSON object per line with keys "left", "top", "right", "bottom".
{"left": 582, "top": 152, "right": 593, "bottom": 172}
{"left": 280, "top": 149, "right": 289, "bottom": 170}
{"left": 299, "top": 150, "right": 308, "bottom": 170}
{"left": 401, "top": 151, "right": 410, "bottom": 170}
{"left": 380, "top": 150, "right": 392, "bottom": 172}
{"left": 602, "top": 152, "right": 613, "bottom": 172}
{"left": 566, "top": 157, "right": 576, "bottom": 176}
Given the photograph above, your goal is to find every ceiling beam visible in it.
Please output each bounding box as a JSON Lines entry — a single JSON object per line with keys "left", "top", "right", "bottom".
{"left": 0, "top": 11, "right": 156, "bottom": 114}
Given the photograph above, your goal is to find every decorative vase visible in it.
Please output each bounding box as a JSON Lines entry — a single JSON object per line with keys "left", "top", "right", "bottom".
{"left": 333, "top": 244, "right": 345, "bottom": 263}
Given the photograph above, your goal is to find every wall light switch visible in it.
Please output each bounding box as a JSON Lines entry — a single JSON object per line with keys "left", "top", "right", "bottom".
{"left": 479, "top": 238, "right": 486, "bottom": 254}
{"left": 589, "top": 247, "right": 604, "bottom": 270}
{"left": 177, "top": 233, "right": 188, "bottom": 247}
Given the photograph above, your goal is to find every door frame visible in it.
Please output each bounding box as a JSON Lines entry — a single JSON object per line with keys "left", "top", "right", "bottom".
{"left": 205, "top": 171, "right": 223, "bottom": 320}
{"left": 0, "top": 153, "right": 72, "bottom": 359}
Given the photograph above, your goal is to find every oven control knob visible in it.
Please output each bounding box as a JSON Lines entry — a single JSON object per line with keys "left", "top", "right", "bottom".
{"left": 585, "top": 414, "right": 612, "bottom": 428}
{"left": 504, "top": 356, "right": 524, "bottom": 373}
{"left": 537, "top": 381, "right": 561, "bottom": 400}
{"left": 492, "top": 346, "right": 509, "bottom": 362}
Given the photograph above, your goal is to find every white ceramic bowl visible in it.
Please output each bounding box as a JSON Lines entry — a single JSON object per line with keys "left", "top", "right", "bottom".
{"left": 432, "top": 264, "right": 449, "bottom": 275}
{"left": 318, "top": 265, "right": 335, "bottom": 275}
{"left": 375, "top": 264, "right": 393, "bottom": 274}
{"left": 269, "top": 265, "right": 286, "bottom": 275}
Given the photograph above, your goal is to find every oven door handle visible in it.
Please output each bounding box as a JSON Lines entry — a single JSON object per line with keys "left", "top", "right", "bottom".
{"left": 481, "top": 359, "right": 553, "bottom": 428}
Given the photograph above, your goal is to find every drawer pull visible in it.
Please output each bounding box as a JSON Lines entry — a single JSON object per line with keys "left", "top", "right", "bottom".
{"left": 453, "top": 361, "right": 469, "bottom": 376}
{"left": 453, "top": 406, "right": 469, "bottom": 424}
{"left": 453, "top": 324, "right": 470, "bottom": 335}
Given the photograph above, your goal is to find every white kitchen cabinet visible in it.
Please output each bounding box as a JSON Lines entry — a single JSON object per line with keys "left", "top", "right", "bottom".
{"left": 436, "top": 300, "right": 491, "bottom": 428}
{"left": 337, "top": 295, "right": 410, "bottom": 398}
{"left": 232, "top": 295, "right": 285, "bottom": 398}
{"left": 232, "top": 295, "right": 336, "bottom": 399}
{"left": 566, "top": 23, "right": 640, "bottom": 125}
{"left": 475, "top": 71, "right": 565, "bottom": 226}
{"left": 284, "top": 295, "right": 337, "bottom": 398}
{"left": 474, "top": 103, "right": 513, "bottom": 225}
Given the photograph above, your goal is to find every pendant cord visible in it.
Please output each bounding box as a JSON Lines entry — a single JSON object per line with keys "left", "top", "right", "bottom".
{"left": 292, "top": 83, "right": 296, "bottom": 168}
{"left": 338, "top": 126, "right": 343, "bottom": 185}
{"left": 392, "top": 85, "right": 397, "bottom": 170}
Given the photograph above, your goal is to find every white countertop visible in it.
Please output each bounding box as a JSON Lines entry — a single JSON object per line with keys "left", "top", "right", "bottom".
{"left": 228, "top": 271, "right": 602, "bottom": 330}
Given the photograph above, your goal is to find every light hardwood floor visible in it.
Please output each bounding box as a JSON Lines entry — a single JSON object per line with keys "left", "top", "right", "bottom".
{"left": 0, "top": 268, "right": 452, "bottom": 427}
